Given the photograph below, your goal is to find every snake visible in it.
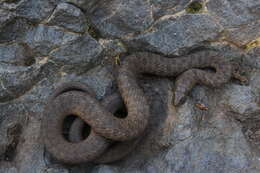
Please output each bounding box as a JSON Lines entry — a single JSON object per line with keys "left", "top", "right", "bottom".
{"left": 42, "top": 51, "right": 233, "bottom": 164}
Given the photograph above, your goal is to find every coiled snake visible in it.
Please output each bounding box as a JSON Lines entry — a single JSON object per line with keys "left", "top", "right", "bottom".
{"left": 42, "top": 51, "right": 234, "bottom": 164}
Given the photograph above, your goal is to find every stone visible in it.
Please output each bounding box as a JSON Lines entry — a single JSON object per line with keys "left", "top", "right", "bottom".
{"left": 55, "top": 65, "right": 116, "bottom": 99}
{"left": 221, "top": 69, "right": 260, "bottom": 117}
{"left": 99, "top": 39, "right": 127, "bottom": 57}
{"left": 125, "top": 14, "right": 223, "bottom": 55}
{"left": 0, "top": 18, "right": 33, "bottom": 43}
{"left": 50, "top": 33, "right": 103, "bottom": 67}
{"left": 15, "top": 0, "right": 57, "bottom": 23}
{"left": 225, "top": 21, "right": 260, "bottom": 47}
{"left": 46, "top": 3, "right": 88, "bottom": 33}
{"left": 150, "top": 0, "right": 190, "bottom": 19}
{"left": 65, "top": 0, "right": 99, "bottom": 13}
{"left": 246, "top": 47, "right": 260, "bottom": 69}
{"left": 0, "top": 57, "right": 54, "bottom": 103}
{"left": 89, "top": 0, "right": 154, "bottom": 38}
{"left": 24, "top": 24, "right": 80, "bottom": 56}
{"left": 0, "top": 43, "right": 34, "bottom": 66}
{"left": 0, "top": 9, "right": 15, "bottom": 30}
{"left": 206, "top": 0, "right": 260, "bottom": 28}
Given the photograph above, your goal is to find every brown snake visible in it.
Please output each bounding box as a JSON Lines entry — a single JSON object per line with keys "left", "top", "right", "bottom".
{"left": 42, "top": 51, "right": 234, "bottom": 164}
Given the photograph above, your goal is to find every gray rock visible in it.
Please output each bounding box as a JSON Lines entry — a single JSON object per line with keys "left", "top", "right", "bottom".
{"left": 206, "top": 0, "right": 260, "bottom": 28}
{"left": 55, "top": 65, "right": 115, "bottom": 99}
{"left": 225, "top": 21, "right": 260, "bottom": 47}
{"left": 46, "top": 3, "right": 88, "bottom": 33}
{"left": 99, "top": 39, "right": 127, "bottom": 57}
{"left": 125, "top": 14, "right": 223, "bottom": 55}
{"left": 24, "top": 24, "right": 80, "bottom": 56}
{"left": 221, "top": 69, "right": 260, "bottom": 117}
{"left": 150, "top": 0, "right": 190, "bottom": 19}
{"left": 0, "top": 18, "right": 33, "bottom": 43}
{"left": 89, "top": 0, "right": 154, "bottom": 38}
{"left": 0, "top": 57, "right": 54, "bottom": 103}
{"left": 65, "top": 0, "right": 100, "bottom": 12}
{"left": 50, "top": 33, "right": 103, "bottom": 67}
{"left": 15, "top": 0, "right": 57, "bottom": 23}
{"left": 0, "top": 43, "right": 34, "bottom": 66}
{"left": 246, "top": 47, "right": 260, "bottom": 69}
{"left": 0, "top": 9, "right": 15, "bottom": 30}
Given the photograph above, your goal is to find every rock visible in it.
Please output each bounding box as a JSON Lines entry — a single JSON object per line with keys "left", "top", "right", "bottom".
{"left": 99, "top": 39, "right": 127, "bottom": 57}
{"left": 221, "top": 70, "right": 260, "bottom": 118}
{"left": 24, "top": 24, "right": 80, "bottom": 56}
{"left": 0, "top": 57, "right": 54, "bottom": 103}
{"left": 15, "top": 0, "right": 57, "bottom": 23}
{"left": 246, "top": 47, "right": 260, "bottom": 69}
{"left": 225, "top": 21, "right": 260, "bottom": 47}
{"left": 15, "top": 117, "right": 47, "bottom": 173}
{"left": 150, "top": 0, "right": 190, "bottom": 19}
{"left": 46, "top": 3, "right": 88, "bottom": 33}
{"left": 125, "top": 14, "right": 223, "bottom": 55}
{"left": 0, "top": 9, "right": 15, "bottom": 30}
{"left": 89, "top": 0, "right": 154, "bottom": 38}
{"left": 206, "top": 0, "right": 260, "bottom": 28}
{"left": 55, "top": 65, "right": 116, "bottom": 99}
{"left": 156, "top": 113, "right": 255, "bottom": 173}
{"left": 50, "top": 33, "right": 103, "bottom": 67}
{"left": 0, "top": 18, "right": 33, "bottom": 43}
{"left": 0, "top": 43, "right": 34, "bottom": 66}
{"left": 65, "top": 0, "right": 100, "bottom": 13}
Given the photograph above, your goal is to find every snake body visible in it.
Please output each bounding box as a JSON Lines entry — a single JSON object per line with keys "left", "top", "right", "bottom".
{"left": 42, "top": 51, "right": 233, "bottom": 164}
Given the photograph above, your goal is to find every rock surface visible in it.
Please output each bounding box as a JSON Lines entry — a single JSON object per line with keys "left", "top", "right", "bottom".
{"left": 0, "top": 0, "right": 259, "bottom": 173}
{"left": 46, "top": 2, "right": 89, "bottom": 33}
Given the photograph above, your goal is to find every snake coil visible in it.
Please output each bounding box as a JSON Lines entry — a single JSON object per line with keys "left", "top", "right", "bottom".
{"left": 42, "top": 51, "right": 233, "bottom": 164}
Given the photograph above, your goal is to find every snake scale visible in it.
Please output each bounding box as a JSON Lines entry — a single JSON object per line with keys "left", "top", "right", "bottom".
{"left": 42, "top": 51, "right": 233, "bottom": 164}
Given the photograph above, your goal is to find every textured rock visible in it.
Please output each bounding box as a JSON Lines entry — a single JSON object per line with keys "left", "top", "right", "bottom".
{"left": 0, "top": 9, "right": 15, "bottom": 30}
{"left": 125, "top": 14, "right": 223, "bottom": 55}
{"left": 99, "top": 39, "right": 127, "bottom": 57}
{"left": 89, "top": 0, "right": 154, "bottom": 38}
{"left": 0, "top": 43, "right": 34, "bottom": 66}
{"left": 24, "top": 24, "right": 80, "bottom": 56}
{"left": 206, "top": 0, "right": 260, "bottom": 27}
{"left": 150, "top": 0, "right": 190, "bottom": 19}
{"left": 0, "top": 60, "right": 52, "bottom": 103}
{"left": 246, "top": 47, "right": 260, "bottom": 69}
{"left": 46, "top": 3, "right": 88, "bottom": 33}
{"left": 65, "top": 0, "right": 99, "bottom": 12}
{"left": 15, "top": 0, "right": 57, "bottom": 23}
{"left": 0, "top": 18, "right": 33, "bottom": 43}
{"left": 225, "top": 21, "right": 260, "bottom": 47}
{"left": 50, "top": 33, "right": 103, "bottom": 66}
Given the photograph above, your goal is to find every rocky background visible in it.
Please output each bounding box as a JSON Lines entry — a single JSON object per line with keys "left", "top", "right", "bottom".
{"left": 0, "top": 0, "right": 259, "bottom": 172}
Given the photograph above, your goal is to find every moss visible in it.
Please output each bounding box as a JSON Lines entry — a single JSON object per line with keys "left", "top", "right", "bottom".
{"left": 186, "top": 1, "right": 203, "bottom": 14}
{"left": 242, "top": 37, "right": 260, "bottom": 51}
